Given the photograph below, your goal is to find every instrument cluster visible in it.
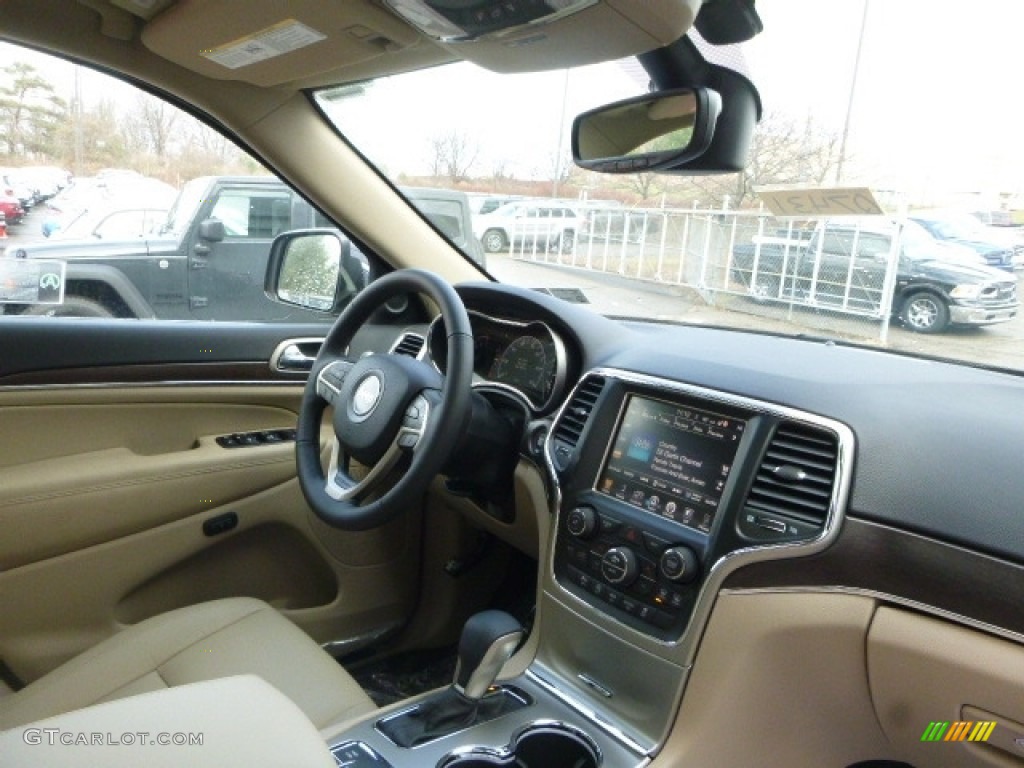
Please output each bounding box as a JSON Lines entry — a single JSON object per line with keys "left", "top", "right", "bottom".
{"left": 427, "top": 311, "right": 567, "bottom": 411}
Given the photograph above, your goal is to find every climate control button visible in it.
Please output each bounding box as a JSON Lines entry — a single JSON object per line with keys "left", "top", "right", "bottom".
{"left": 659, "top": 545, "right": 699, "bottom": 584}
{"left": 601, "top": 546, "right": 638, "bottom": 586}
{"left": 566, "top": 506, "right": 598, "bottom": 539}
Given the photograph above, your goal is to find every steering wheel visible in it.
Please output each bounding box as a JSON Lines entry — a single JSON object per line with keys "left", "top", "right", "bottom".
{"left": 295, "top": 269, "right": 474, "bottom": 530}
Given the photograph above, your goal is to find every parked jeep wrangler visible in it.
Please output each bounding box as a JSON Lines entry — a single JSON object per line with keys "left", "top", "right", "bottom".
{"left": 6, "top": 176, "right": 483, "bottom": 319}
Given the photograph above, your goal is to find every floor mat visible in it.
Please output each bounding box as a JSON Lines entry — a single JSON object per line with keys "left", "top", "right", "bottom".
{"left": 350, "top": 646, "right": 458, "bottom": 707}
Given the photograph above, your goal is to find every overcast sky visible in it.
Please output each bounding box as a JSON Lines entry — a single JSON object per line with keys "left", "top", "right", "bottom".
{"left": 4, "top": 1, "right": 1024, "bottom": 203}
{"left": 748, "top": 1, "right": 1024, "bottom": 199}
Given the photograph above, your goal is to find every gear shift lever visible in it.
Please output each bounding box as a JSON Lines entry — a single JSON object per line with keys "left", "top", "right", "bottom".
{"left": 453, "top": 610, "right": 524, "bottom": 700}
{"left": 376, "top": 610, "right": 527, "bottom": 749}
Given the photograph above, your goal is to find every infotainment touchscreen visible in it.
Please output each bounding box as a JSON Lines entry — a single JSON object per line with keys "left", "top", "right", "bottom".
{"left": 595, "top": 395, "right": 745, "bottom": 533}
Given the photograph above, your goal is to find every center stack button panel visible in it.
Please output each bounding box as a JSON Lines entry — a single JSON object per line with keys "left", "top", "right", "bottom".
{"left": 555, "top": 500, "right": 704, "bottom": 641}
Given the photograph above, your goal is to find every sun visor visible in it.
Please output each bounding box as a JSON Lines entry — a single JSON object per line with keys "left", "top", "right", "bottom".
{"left": 141, "top": 0, "right": 422, "bottom": 86}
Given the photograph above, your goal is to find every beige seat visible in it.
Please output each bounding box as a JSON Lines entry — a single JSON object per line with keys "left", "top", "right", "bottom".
{"left": 0, "top": 597, "right": 376, "bottom": 731}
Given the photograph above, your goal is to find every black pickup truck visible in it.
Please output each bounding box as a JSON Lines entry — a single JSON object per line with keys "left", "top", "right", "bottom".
{"left": 5, "top": 176, "right": 484, "bottom": 320}
{"left": 730, "top": 220, "right": 1019, "bottom": 333}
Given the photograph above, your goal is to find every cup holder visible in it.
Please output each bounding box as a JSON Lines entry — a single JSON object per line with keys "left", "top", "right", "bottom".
{"left": 438, "top": 722, "right": 600, "bottom": 768}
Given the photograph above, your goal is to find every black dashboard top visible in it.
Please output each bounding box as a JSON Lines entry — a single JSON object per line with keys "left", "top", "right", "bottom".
{"left": 453, "top": 282, "right": 1024, "bottom": 568}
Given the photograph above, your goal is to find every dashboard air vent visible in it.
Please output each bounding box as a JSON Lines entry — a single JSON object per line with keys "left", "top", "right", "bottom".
{"left": 391, "top": 333, "right": 425, "bottom": 358}
{"left": 552, "top": 376, "right": 606, "bottom": 467}
{"left": 746, "top": 422, "right": 839, "bottom": 529}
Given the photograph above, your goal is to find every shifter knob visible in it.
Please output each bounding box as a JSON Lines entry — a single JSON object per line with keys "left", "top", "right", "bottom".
{"left": 453, "top": 610, "right": 524, "bottom": 700}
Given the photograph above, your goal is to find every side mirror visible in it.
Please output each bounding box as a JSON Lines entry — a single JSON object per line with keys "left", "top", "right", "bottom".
{"left": 197, "top": 218, "right": 225, "bottom": 242}
{"left": 264, "top": 229, "right": 364, "bottom": 313}
{"left": 572, "top": 87, "right": 721, "bottom": 173}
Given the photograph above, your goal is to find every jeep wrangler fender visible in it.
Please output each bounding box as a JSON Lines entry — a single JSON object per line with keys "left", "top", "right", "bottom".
{"left": 61, "top": 264, "right": 157, "bottom": 319}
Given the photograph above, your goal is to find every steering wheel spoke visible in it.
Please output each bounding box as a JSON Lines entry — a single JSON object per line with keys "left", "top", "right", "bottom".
{"left": 325, "top": 437, "right": 404, "bottom": 502}
{"left": 315, "top": 358, "right": 356, "bottom": 407}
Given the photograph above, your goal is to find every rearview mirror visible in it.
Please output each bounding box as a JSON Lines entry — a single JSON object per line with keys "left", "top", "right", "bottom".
{"left": 572, "top": 88, "right": 721, "bottom": 173}
{"left": 264, "top": 230, "right": 365, "bottom": 313}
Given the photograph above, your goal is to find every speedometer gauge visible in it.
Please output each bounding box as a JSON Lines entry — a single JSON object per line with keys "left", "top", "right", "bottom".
{"left": 428, "top": 309, "right": 568, "bottom": 412}
{"left": 492, "top": 336, "right": 549, "bottom": 393}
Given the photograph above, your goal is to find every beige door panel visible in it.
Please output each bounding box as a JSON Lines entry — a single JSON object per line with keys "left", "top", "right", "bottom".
{"left": 0, "top": 479, "right": 418, "bottom": 683}
{"left": 0, "top": 438, "right": 297, "bottom": 569}
{"left": 0, "top": 386, "right": 307, "bottom": 568}
{"left": 0, "top": 386, "right": 420, "bottom": 684}
{"left": 0, "top": 388, "right": 308, "bottom": 467}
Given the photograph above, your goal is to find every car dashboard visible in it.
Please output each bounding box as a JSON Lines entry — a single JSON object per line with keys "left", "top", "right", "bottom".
{"left": 356, "top": 280, "right": 1024, "bottom": 766}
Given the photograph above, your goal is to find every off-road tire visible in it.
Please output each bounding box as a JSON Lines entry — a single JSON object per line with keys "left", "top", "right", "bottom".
{"left": 23, "top": 296, "right": 116, "bottom": 318}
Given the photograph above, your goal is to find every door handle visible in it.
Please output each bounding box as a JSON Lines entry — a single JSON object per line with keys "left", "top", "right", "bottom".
{"left": 277, "top": 345, "right": 315, "bottom": 371}
{"left": 270, "top": 337, "right": 323, "bottom": 372}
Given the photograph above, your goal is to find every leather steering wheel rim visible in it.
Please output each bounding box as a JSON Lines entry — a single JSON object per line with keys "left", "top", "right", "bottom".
{"left": 295, "top": 269, "right": 473, "bottom": 530}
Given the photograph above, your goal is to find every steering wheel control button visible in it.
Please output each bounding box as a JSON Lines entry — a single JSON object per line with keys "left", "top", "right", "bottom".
{"left": 601, "top": 546, "right": 638, "bottom": 586}
{"left": 316, "top": 361, "right": 352, "bottom": 403}
{"left": 398, "top": 432, "right": 419, "bottom": 449}
{"left": 659, "top": 545, "right": 699, "bottom": 584}
{"left": 402, "top": 396, "right": 429, "bottom": 429}
{"left": 566, "top": 506, "right": 597, "bottom": 538}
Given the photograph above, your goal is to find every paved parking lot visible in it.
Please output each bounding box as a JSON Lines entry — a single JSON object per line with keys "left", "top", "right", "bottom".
{"left": 7, "top": 207, "right": 1024, "bottom": 370}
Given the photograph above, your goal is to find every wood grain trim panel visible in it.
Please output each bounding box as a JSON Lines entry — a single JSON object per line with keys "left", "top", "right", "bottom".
{"left": 0, "top": 362, "right": 306, "bottom": 386}
{"left": 724, "top": 517, "right": 1024, "bottom": 638}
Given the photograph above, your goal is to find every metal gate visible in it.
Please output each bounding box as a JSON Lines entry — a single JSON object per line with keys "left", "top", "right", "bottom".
{"left": 505, "top": 203, "right": 902, "bottom": 342}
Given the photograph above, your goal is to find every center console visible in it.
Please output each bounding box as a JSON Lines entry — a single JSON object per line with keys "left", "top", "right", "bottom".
{"left": 326, "top": 368, "right": 853, "bottom": 768}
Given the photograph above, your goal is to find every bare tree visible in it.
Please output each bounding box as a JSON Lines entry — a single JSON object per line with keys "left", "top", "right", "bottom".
{"left": 129, "top": 93, "right": 179, "bottom": 157}
{"left": 627, "top": 172, "right": 667, "bottom": 202}
{"left": 428, "top": 131, "right": 478, "bottom": 182}
{"left": 490, "top": 155, "right": 511, "bottom": 183}
{"left": 686, "top": 111, "right": 844, "bottom": 207}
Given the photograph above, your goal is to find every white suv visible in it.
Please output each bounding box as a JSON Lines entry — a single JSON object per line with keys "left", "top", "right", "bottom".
{"left": 473, "top": 201, "right": 587, "bottom": 254}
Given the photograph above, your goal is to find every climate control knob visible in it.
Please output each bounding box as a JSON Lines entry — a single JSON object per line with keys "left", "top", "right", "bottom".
{"left": 660, "top": 545, "right": 699, "bottom": 584}
{"left": 566, "top": 506, "right": 597, "bottom": 539}
{"left": 601, "top": 547, "right": 638, "bottom": 586}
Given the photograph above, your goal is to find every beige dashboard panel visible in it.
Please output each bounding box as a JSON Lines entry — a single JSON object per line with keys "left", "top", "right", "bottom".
{"left": 0, "top": 675, "right": 335, "bottom": 768}
{"left": 440, "top": 461, "right": 550, "bottom": 559}
{"left": 868, "top": 606, "right": 1024, "bottom": 767}
{"left": 654, "top": 590, "right": 890, "bottom": 768}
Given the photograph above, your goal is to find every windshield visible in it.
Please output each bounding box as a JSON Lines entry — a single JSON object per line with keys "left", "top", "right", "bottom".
{"left": 316, "top": 1, "right": 1024, "bottom": 372}
{"left": 920, "top": 214, "right": 984, "bottom": 241}
{"left": 160, "top": 177, "right": 206, "bottom": 238}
